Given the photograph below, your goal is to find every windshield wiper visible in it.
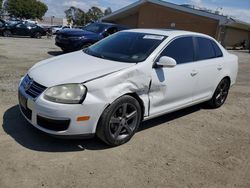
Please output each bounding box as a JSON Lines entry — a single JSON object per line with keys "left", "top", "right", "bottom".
{"left": 83, "top": 49, "right": 106, "bottom": 59}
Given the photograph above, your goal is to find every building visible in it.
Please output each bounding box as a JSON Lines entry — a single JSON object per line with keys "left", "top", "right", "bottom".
{"left": 37, "top": 16, "right": 68, "bottom": 26}
{"left": 102, "top": 0, "right": 250, "bottom": 48}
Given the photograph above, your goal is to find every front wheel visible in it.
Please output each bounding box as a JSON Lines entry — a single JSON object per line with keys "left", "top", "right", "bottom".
{"left": 81, "top": 43, "right": 92, "bottom": 50}
{"left": 207, "top": 78, "right": 230, "bottom": 108}
{"left": 96, "top": 95, "right": 142, "bottom": 146}
{"left": 3, "top": 30, "right": 12, "bottom": 37}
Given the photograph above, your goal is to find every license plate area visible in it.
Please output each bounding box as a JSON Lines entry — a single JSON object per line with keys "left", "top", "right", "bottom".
{"left": 18, "top": 91, "right": 27, "bottom": 109}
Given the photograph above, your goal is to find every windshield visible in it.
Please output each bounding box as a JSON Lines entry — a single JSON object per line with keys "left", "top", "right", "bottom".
{"left": 84, "top": 32, "right": 166, "bottom": 63}
{"left": 83, "top": 23, "right": 105, "bottom": 33}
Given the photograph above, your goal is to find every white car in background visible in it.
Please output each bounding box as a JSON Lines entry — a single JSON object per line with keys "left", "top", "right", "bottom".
{"left": 18, "top": 29, "right": 238, "bottom": 146}
{"left": 52, "top": 25, "right": 71, "bottom": 34}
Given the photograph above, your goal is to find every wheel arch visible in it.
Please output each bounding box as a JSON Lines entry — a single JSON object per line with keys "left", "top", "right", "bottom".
{"left": 94, "top": 92, "right": 146, "bottom": 133}
{"left": 126, "top": 93, "right": 145, "bottom": 121}
{"left": 223, "top": 76, "right": 231, "bottom": 86}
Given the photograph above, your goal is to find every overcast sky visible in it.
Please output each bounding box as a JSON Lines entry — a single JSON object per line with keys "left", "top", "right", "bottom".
{"left": 41, "top": 0, "right": 250, "bottom": 23}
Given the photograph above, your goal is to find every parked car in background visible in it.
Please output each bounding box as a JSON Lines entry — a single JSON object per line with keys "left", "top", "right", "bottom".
{"left": 52, "top": 25, "right": 71, "bottom": 35}
{"left": 0, "top": 19, "right": 5, "bottom": 34}
{"left": 55, "top": 22, "right": 128, "bottom": 52}
{"left": 1, "top": 21, "right": 46, "bottom": 38}
{"left": 19, "top": 29, "right": 238, "bottom": 146}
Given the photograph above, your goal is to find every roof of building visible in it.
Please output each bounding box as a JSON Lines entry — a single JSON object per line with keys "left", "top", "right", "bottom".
{"left": 102, "top": 0, "right": 229, "bottom": 25}
{"left": 102, "top": 0, "right": 250, "bottom": 30}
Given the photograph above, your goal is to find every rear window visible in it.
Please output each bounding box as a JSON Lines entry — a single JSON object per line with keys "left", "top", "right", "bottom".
{"left": 211, "top": 40, "right": 223, "bottom": 57}
{"left": 196, "top": 37, "right": 216, "bottom": 60}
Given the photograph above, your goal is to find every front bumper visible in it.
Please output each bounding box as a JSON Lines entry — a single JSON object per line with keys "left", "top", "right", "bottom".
{"left": 18, "top": 82, "right": 106, "bottom": 137}
{"left": 55, "top": 38, "right": 85, "bottom": 51}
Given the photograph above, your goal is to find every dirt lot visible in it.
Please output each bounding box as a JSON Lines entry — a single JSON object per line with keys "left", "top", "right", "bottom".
{"left": 0, "top": 37, "right": 249, "bottom": 188}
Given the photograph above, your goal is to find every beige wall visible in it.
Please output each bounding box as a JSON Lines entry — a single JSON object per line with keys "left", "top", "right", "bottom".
{"left": 224, "top": 27, "right": 250, "bottom": 47}
{"left": 113, "top": 13, "right": 139, "bottom": 28}
{"left": 106, "top": 2, "right": 219, "bottom": 37}
{"left": 137, "top": 3, "right": 219, "bottom": 37}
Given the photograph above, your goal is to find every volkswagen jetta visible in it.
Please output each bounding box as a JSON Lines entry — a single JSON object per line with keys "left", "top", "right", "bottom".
{"left": 18, "top": 29, "right": 238, "bottom": 146}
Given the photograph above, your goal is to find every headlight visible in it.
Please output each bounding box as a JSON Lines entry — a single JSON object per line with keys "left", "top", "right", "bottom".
{"left": 44, "top": 84, "right": 87, "bottom": 104}
{"left": 68, "top": 36, "right": 85, "bottom": 40}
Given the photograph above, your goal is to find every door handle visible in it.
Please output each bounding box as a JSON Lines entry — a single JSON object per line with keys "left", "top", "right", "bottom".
{"left": 191, "top": 70, "right": 198, "bottom": 77}
{"left": 217, "top": 65, "right": 223, "bottom": 71}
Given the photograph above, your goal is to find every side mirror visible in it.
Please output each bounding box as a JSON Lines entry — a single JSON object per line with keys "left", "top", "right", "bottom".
{"left": 155, "top": 56, "right": 177, "bottom": 68}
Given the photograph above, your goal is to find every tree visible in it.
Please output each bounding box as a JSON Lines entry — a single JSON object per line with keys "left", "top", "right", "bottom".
{"left": 86, "top": 7, "right": 104, "bottom": 22}
{"left": 6, "top": 0, "right": 47, "bottom": 19}
{"left": 104, "top": 7, "right": 112, "bottom": 16}
{"left": 0, "top": 0, "right": 2, "bottom": 10}
{"left": 65, "top": 6, "right": 86, "bottom": 26}
{"left": 65, "top": 6, "right": 106, "bottom": 26}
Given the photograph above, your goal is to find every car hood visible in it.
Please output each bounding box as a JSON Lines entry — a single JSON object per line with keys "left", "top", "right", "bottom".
{"left": 57, "top": 29, "right": 97, "bottom": 37}
{"left": 28, "top": 51, "right": 135, "bottom": 87}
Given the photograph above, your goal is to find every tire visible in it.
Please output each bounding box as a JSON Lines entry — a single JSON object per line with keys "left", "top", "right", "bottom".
{"left": 3, "top": 30, "right": 11, "bottom": 37}
{"left": 207, "top": 78, "right": 230, "bottom": 108}
{"left": 34, "top": 32, "right": 42, "bottom": 39}
{"left": 81, "top": 43, "right": 92, "bottom": 49}
{"left": 96, "top": 95, "right": 142, "bottom": 146}
{"left": 61, "top": 48, "right": 70, "bottom": 53}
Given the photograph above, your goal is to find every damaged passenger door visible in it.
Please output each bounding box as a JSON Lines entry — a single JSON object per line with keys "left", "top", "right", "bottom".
{"left": 149, "top": 36, "right": 198, "bottom": 116}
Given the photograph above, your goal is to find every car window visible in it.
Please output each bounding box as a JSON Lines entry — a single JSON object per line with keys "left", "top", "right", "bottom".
{"left": 85, "top": 32, "right": 166, "bottom": 63}
{"left": 196, "top": 37, "right": 216, "bottom": 60}
{"left": 83, "top": 23, "right": 106, "bottom": 33}
{"left": 160, "top": 36, "right": 195, "bottom": 64}
{"left": 107, "top": 27, "right": 118, "bottom": 35}
{"left": 211, "top": 40, "right": 223, "bottom": 57}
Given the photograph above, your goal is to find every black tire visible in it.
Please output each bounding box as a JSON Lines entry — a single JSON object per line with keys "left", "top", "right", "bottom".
{"left": 3, "top": 30, "right": 12, "bottom": 37}
{"left": 207, "top": 78, "right": 230, "bottom": 108}
{"left": 34, "top": 32, "right": 42, "bottom": 39}
{"left": 81, "top": 43, "right": 92, "bottom": 49}
{"left": 61, "top": 48, "right": 70, "bottom": 53}
{"left": 96, "top": 95, "right": 142, "bottom": 146}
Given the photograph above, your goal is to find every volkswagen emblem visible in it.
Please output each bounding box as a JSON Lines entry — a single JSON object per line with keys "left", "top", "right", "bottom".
{"left": 25, "top": 78, "right": 33, "bottom": 91}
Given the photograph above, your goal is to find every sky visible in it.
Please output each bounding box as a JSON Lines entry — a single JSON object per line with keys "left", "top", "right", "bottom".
{"left": 40, "top": 0, "right": 250, "bottom": 23}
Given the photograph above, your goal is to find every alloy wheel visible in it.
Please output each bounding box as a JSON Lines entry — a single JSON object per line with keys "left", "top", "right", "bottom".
{"left": 109, "top": 103, "right": 139, "bottom": 141}
{"left": 215, "top": 80, "right": 230, "bottom": 106}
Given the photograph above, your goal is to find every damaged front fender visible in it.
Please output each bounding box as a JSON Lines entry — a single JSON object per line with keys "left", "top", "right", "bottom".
{"left": 84, "top": 63, "right": 152, "bottom": 132}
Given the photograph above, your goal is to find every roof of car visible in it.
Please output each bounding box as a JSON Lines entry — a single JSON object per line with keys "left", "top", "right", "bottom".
{"left": 124, "top": 28, "right": 212, "bottom": 38}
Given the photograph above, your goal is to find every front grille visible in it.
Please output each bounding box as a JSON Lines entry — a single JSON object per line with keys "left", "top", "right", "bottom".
{"left": 21, "top": 75, "right": 47, "bottom": 98}
{"left": 37, "top": 115, "right": 70, "bottom": 131}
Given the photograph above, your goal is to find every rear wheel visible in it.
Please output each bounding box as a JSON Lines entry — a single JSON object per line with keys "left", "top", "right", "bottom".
{"left": 34, "top": 32, "right": 42, "bottom": 39}
{"left": 96, "top": 95, "right": 142, "bottom": 146}
{"left": 3, "top": 30, "right": 12, "bottom": 37}
{"left": 207, "top": 78, "right": 230, "bottom": 108}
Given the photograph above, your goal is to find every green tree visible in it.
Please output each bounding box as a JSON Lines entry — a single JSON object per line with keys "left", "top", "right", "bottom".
{"left": 0, "top": 0, "right": 2, "bottom": 10}
{"left": 65, "top": 6, "right": 86, "bottom": 26}
{"left": 86, "top": 7, "right": 104, "bottom": 22}
{"left": 65, "top": 6, "right": 106, "bottom": 26}
{"left": 104, "top": 7, "right": 112, "bottom": 16}
{"left": 6, "top": 0, "right": 47, "bottom": 19}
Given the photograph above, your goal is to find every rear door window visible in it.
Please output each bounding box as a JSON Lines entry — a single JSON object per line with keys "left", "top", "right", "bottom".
{"left": 160, "top": 36, "right": 195, "bottom": 64}
{"left": 211, "top": 40, "right": 223, "bottom": 57}
{"left": 196, "top": 37, "right": 216, "bottom": 60}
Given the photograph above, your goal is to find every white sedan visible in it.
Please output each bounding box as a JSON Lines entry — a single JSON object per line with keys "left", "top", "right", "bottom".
{"left": 18, "top": 29, "right": 238, "bottom": 146}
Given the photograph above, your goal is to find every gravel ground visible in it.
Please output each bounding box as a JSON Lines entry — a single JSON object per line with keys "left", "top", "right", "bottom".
{"left": 0, "top": 37, "right": 249, "bottom": 188}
